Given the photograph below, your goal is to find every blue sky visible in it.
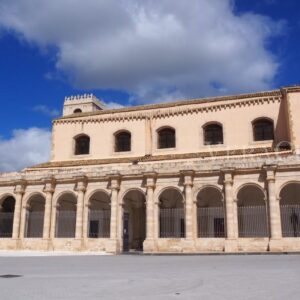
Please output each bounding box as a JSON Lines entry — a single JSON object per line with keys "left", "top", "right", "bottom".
{"left": 0, "top": 0, "right": 299, "bottom": 171}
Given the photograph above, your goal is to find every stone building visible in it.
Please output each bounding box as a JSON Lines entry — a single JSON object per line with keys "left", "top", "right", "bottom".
{"left": 0, "top": 86, "right": 300, "bottom": 253}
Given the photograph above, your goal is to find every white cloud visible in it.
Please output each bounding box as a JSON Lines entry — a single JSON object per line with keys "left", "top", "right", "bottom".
{"left": 0, "top": 128, "right": 51, "bottom": 172}
{"left": 33, "top": 105, "right": 60, "bottom": 117}
{"left": 0, "top": 0, "right": 283, "bottom": 103}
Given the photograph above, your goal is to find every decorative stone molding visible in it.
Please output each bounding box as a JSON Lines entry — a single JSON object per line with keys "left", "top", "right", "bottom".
{"left": 55, "top": 90, "right": 282, "bottom": 125}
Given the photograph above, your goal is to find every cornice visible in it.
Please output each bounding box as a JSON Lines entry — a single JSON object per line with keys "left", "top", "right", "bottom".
{"left": 27, "top": 147, "right": 291, "bottom": 170}
{"left": 53, "top": 90, "right": 282, "bottom": 125}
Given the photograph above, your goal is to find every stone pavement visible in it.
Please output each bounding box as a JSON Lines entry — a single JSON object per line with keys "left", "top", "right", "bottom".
{"left": 0, "top": 254, "right": 298, "bottom": 300}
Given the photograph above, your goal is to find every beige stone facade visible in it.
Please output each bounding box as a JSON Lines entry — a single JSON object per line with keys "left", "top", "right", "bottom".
{"left": 1, "top": 86, "right": 300, "bottom": 253}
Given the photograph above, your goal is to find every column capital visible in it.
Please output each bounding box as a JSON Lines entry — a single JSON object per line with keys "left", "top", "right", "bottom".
{"left": 75, "top": 176, "right": 88, "bottom": 192}
{"left": 221, "top": 168, "right": 235, "bottom": 185}
{"left": 109, "top": 173, "right": 121, "bottom": 191}
{"left": 180, "top": 170, "right": 195, "bottom": 187}
{"left": 14, "top": 180, "right": 26, "bottom": 195}
{"left": 263, "top": 164, "right": 277, "bottom": 182}
{"left": 143, "top": 172, "right": 157, "bottom": 189}
{"left": 43, "top": 176, "right": 56, "bottom": 194}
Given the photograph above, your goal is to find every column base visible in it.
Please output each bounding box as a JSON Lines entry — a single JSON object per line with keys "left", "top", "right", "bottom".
{"left": 143, "top": 239, "right": 157, "bottom": 253}
{"left": 106, "top": 239, "right": 120, "bottom": 254}
{"left": 224, "top": 239, "right": 238, "bottom": 252}
{"left": 269, "top": 239, "right": 284, "bottom": 252}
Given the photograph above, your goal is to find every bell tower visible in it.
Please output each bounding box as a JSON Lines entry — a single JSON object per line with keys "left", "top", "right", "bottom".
{"left": 63, "top": 94, "right": 106, "bottom": 116}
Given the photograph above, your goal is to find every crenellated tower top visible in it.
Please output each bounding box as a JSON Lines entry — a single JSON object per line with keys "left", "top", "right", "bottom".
{"left": 63, "top": 93, "right": 106, "bottom": 116}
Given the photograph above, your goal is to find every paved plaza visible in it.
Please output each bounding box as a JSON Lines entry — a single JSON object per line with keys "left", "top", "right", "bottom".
{"left": 0, "top": 253, "right": 299, "bottom": 299}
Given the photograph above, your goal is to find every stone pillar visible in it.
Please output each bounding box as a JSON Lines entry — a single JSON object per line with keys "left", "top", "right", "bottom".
{"left": 19, "top": 203, "right": 29, "bottom": 239}
{"left": 264, "top": 165, "right": 283, "bottom": 251}
{"left": 83, "top": 203, "right": 90, "bottom": 242}
{"left": 50, "top": 202, "right": 58, "bottom": 240}
{"left": 145, "top": 116, "right": 153, "bottom": 155}
{"left": 223, "top": 169, "right": 238, "bottom": 252}
{"left": 181, "top": 171, "right": 196, "bottom": 252}
{"left": 12, "top": 181, "right": 26, "bottom": 240}
{"left": 143, "top": 172, "right": 157, "bottom": 252}
{"left": 43, "top": 178, "right": 55, "bottom": 240}
{"left": 75, "top": 178, "right": 87, "bottom": 240}
{"left": 107, "top": 174, "right": 121, "bottom": 253}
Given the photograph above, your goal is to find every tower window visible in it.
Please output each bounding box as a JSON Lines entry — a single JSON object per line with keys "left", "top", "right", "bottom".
{"left": 115, "top": 131, "right": 131, "bottom": 152}
{"left": 73, "top": 108, "right": 82, "bottom": 113}
{"left": 75, "top": 135, "right": 90, "bottom": 155}
{"left": 158, "top": 128, "right": 176, "bottom": 149}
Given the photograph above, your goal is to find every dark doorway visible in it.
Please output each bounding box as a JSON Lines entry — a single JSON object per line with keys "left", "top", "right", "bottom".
{"left": 123, "top": 213, "right": 130, "bottom": 252}
{"left": 122, "top": 190, "right": 146, "bottom": 252}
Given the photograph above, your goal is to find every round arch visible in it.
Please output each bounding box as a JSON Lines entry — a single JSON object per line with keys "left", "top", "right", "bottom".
{"left": 279, "top": 182, "right": 300, "bottom": 237}
{"left": 159, "top": 187, "right": 185, "bottom": 238}
{"left": 87, "top": 190, "right": 111, "bottom": 238}
{"left": 24, "top": 193, "right": 45, "bottom": 238}
{"left": 23, "top": 192, "right": 45, "bottom": 207}
{"left": 121, "top": 188, "right": 146, "bottom": 252}
{"left": 55, "top": 191, "right": 77, "bottom": 238}
{"left": 196, "top": 185, "right": 225, "bottom": 238}
{"left": 236, "top": 184, "right": 268, "bottom": 238}
{"left": 0, "top": 194, "right": 15, "bottom": 238}
{"left": 235, "top": 183, "right": 266, "bottom": 203}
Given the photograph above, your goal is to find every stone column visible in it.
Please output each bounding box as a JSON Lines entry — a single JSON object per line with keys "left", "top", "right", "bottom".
{"left": 264, "top": 165, "right": 283, "bottom": 251}
{"left": 75, "top": 178, "right": 87, "bottom": 240}
{"left": 143, "top": 172, "right": 157, "bottom": 252}
{"left": 12, "top": 181, "right": 26, "bottom": 240}
{"left": 19, "top": 203, "right": 29, "bottom": 239}
{"left": 43, "top": 178, "right": 55, "bottom": 240}
{"left": 50, "top": 203, "right": 58, "bottom": 240}
{"left": 181, "top": 171, "right": 196, "bottom": 252}
{"left": 82, "top": 203, "right": 90, "bottom": 242}
{"left": 223, "top": 169, "right": 238, "bottom": 252}
{"left": 107, "top": 174, "right": 120, "bottom": 253}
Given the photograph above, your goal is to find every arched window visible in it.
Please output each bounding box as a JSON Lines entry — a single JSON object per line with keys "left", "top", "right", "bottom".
{"left": 253, "top": 118, "right": 274, "bottom": 141}
{"left": 75, "top": 135, "right": 90, "bottom": 155}
{"left": 158, "top": 127, "right": 175, "bottom": 149}
{"left": 73, "top": 108, "right": 82, "bottom": 114}
{"left": 115, "top": 131, "right": 131, "bottom": 152}
{"left": 203, "top": 123, "right": 223, "bottom": 145}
